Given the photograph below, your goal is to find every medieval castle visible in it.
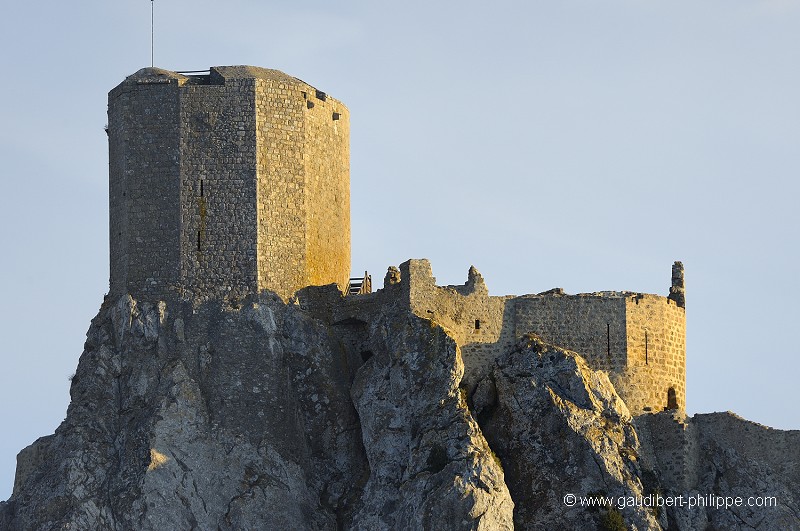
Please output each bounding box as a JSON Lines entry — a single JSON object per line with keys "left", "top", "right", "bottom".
{"left": 108, "top": 66, "right": 686, "bottom": 415}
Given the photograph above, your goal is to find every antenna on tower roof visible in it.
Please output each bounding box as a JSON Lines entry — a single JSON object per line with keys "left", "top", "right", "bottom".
{"left": 150, "top": 0, "right": 154, "bottom": 67}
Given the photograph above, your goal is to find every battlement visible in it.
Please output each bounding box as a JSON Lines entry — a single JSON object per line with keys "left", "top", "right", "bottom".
{"left": 108, "top": 66, "right": 350, "bottom": 302}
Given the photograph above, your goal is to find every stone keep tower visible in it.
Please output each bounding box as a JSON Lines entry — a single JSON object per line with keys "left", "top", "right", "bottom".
{"left": 108, "top": 66, "right": 350, "bottom": 302}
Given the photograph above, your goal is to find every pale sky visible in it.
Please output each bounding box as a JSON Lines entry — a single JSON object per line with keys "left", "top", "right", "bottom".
{"left": 1, "top": 0, "right": 799, "bottom": 500}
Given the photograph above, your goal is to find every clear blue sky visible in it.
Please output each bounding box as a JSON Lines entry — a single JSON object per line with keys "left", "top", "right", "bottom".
{"left": 2, "top": 0, "right": 799, "bottom": 500}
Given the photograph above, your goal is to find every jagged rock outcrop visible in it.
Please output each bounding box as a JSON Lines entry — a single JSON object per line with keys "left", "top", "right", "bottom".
{"left": 2, "top": 294, "right": 367, "bottom": 530}
{"left": 473, "top": 334, "right": 661, "bottom": 530}
{"left": 350, "top": 310, "right": 513, "bottom": 530}
{"left": 1, "top": 294, "right": 798, "bottom": 530}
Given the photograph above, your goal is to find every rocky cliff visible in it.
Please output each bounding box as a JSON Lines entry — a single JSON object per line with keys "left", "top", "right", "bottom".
{"left": 1, "top": 292, "right": 798, "bottom": 530}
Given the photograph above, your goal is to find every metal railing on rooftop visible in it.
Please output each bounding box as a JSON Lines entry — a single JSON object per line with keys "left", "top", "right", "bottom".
{"left": 347, "top": 272, "right": 372, "bottom": 296}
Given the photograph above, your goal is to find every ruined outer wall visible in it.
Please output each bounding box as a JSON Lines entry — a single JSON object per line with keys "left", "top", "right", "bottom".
{"left": 615, "top": 294, "right": 686, "bottom": 413}
{"left": 634, "top": 412, "right": 698, "bottom": 491}
{"left": 402, "top": 260, "right": 515, "bottom": 389}
{"left": 108, "top": 70, "right": 182, "bottom": 300}
{"left": 512, "top": 292, "right": 685, "bottom": 414}
{"left": 636, "top": 412, "right": 800, "bottom": 494}
{"left": 513, "top": 294, "right": 628, "bottom": 372}
{"left": 179, "top": 74, "right": 259, "bottom": 300}
{"left": 691, "top": 413, "right": 800, "bottom": 483}
{"left": 302, "top": 260, "right": 686, "bottom": 417}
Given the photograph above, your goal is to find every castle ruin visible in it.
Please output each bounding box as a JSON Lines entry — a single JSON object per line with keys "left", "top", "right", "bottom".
{"left": 298, "top": 259, "right": 686, "bottom": 415}
{"left": 107, "top": 65, "right": 686, "bottom": 416}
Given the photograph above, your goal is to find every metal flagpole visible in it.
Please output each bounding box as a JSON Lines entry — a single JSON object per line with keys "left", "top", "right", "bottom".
{"left": 151, "top": 0, "right": 154, "bottom": 67}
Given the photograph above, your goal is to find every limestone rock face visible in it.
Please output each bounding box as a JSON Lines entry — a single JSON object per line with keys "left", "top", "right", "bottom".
{"left": 350, "top": 311, "right": 514, "bottom": 530}
{"left": 1, "top": 295, "right": 798, "bottom": 530}
{"left": 1, "top": 294, "right": 367, "bottom": 530}
{"left": 473, "top": 334, "right": 662, "bottom": 530}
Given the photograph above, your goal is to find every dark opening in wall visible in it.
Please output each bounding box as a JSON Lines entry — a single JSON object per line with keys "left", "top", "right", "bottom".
{"left": 307, "top": 100, "right": 314, "bottom": 109}
{"left": 666, "top": 387, "right": 678, "bottom": 410}
{"left": 197, "top": 231, "right": 201, "bottom": 251}
{"left": 474, "top": 319, "right": 481, "bottom": 330}
{"left": 315, "top": 90, "right": 327, "bottom": 101}
{"left": 360, "top": 350, "right": 373, "bottom": 363}
{"left": 301, "top": 91, "right": 307, "bottom": 99}
{"left": 606, "top": 323, "right": 611, "bottom": 358}
{"left": 332, "top": 112, "right": 340, "bottom": 121}
{"left": 200, "top": 180, "right": 204, "bottom": 197}
{"left": 645, "top": 330, "right": 649, "bottom": 365}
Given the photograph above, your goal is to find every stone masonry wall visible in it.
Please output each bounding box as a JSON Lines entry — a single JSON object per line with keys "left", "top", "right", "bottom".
{"left": 297, "top": 260, "right": 516, "bottom": 391}
{"left": 302, "top": 87, "right": 350, "bottom": 291}
{"left": 635, "top": 411, "right": 800, "bottom": 497}
{"left": 401, "top": 260, "right": 516, "bottom": 390}
{"left": 513, "top": 291, "right": 685, "bottom": 415}
{"left": 180, "top": 75, "right": 259, "bottom": 300}
{"left": 513, "top": 294, "right": 628, "bottom": 372}
{"left": 691, "top": 413, "right": 800, "bottom": 482}
{"left": 253, "top": 74, "right": 308, "bottom": 301}
{"left": 615, "top": 294, "right": 686, "bottom": 413}
{"left": 634, "top": 412, "right": 697, "bottom": 491}
{"left": 251, "top": 67, "right": 350, "bottom": 300}
{"left": 108, "top": 70, "right": 182, "bottom": 300}
{"left": 299, "top": 259, "right": 686, "bottom": 417}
